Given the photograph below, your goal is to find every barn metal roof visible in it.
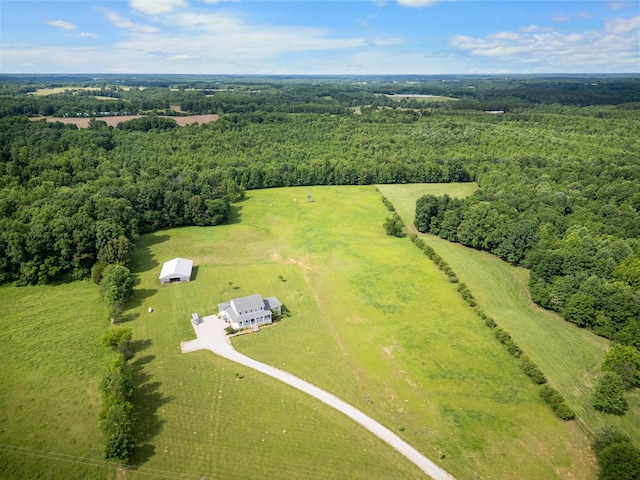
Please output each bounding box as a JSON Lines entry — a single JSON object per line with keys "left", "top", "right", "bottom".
{"left": 159, "top": 257, "right": 193, "bottom": 280}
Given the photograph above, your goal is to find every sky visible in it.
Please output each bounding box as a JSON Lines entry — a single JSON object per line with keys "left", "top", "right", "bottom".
{"left": 1, "top": 1, "right": 639, "bottom": 74}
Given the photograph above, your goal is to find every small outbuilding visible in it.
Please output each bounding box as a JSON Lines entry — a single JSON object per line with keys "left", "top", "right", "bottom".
{"left": 159, "top": 257, "right": 193, "bottom": 285}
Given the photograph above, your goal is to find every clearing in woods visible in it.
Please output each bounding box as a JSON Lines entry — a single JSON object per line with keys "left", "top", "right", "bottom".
{"left": 1, "top": 185, "right": 603, "bottom": 480}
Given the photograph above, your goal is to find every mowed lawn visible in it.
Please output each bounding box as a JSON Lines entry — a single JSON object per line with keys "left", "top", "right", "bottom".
{"left": 378, "top": 183, "right": 640, "bottom": 444}
{"left": 126, "top": 185, "right": 596, "bottom": 480}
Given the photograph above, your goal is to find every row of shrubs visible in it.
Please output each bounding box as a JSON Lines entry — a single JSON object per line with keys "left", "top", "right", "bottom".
{"left": 380, "top": 195, "right": 396, "bottom": 212}
{"left": 408, "top": 232, "right": 576, "bottom": 421}
{"left": 99, "top": 327, "right": 137, "bottom": 463}
{"left": 409, "top": 233, "right": 458, "bottom": 283}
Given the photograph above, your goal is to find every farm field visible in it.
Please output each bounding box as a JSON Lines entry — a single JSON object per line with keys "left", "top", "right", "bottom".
{"left": 0, "top": 282, "right": 111, "bottom": 479}
{"left": 125, "top": 185, "right": 595, "bottom": 480}
{"left": 377, "top": 183, "right": 640, "bottom": 443}
{"left": 385, "top": 94, "right": 458, "bottom": 102}
{"left": 1, "top": 184, "right": 604, "bottom": 480}
{"left": 28, "top": 114, "right": 220, "bottom": 128}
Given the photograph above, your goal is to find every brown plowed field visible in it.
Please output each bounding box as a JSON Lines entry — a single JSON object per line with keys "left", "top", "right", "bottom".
{"left": 29, "top": 114, "right": 219, "bottom": 128}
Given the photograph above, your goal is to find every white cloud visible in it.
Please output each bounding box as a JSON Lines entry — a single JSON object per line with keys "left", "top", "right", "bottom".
{"left": 449, "top": 16, "right": 640, "bottom": 72}
{"left": 45, "top": 19, "right": 97, "bottom": 40}
{"left": 99, "top": 8, "right": 158, "bottom": 33}
{"left": 606, "top": 15, "right": 640, "bottom": 34}
{"left": 397, "top": 0, "right": 438, "bottom": 8}
{"left": 167, "top": 53, "right": 198, "bottom": 61}
{"left": 46, "top": 20, "right": 76, "bottom": 31}
{"left": 130, "top": 0, "right": 187, "bottom": 15}
{"left": 371, "top": 37, "right": 403, "bottom": 46}
{"left": 521, "top": 25, "right": 540, "bottom": 33}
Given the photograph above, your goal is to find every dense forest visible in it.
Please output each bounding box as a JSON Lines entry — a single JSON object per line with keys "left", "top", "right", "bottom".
{"left": 1, "top": 75, "right": 639, "bottom": 336}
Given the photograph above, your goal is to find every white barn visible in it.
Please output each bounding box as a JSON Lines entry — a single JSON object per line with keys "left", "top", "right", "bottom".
{"left": 218, "top": 294, "right": 282, "bottom": 330}
{"left": 159, "top": 258, "right": 193, "bottom": 285}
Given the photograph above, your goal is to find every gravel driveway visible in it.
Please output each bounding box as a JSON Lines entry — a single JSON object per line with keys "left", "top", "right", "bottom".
{"left": 181, "top": 315, "right": 456, "bottom": 480}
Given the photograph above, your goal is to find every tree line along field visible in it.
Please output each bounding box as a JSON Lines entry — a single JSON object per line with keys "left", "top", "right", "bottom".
{"left": 0, "top": 185, "right": 604, "bottom": 480}
{"left": 378, "top": 184, "right": 640, "bottom": 439}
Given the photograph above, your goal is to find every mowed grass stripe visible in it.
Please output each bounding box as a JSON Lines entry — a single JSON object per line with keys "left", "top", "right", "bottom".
{"left": 377, "top": 183, "right": 639, "bottom": 443}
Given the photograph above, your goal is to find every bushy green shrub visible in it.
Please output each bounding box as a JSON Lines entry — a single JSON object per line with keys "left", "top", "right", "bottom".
{"left": 520, "top": 355, "right": 547, "bottom": 384}
{"left": 553, "top": 401, "right": 576, "bottom": 420}
{"left": 539, "top": 385, "right": 575, "bottom": 420}
{"left": 423, "top": 245, "right": 436, "bottom": 258}
{"left": 99, "top": 352, "right": 136, "bottom": 462}
{"left": 484, "top": 317, "right": 497, "bottom": 328}
{"left": 457, "top": 282, "right": 477, "bottom": 307}
{"left": 592, "top": 371, "right": 628, "bottom": 415}
{"left": 381, "top": 195, "right": 396, "bottom": 212}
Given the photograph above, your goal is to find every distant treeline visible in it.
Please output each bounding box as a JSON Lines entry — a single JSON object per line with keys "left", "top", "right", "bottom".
{"left": 2, "top": 75, "right": 639, "bottom": 118}
{"left": 1, "top": 77, "right": 639, "bottom": 306}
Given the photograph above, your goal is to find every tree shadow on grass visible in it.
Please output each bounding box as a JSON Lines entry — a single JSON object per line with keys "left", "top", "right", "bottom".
{"left": 132, "top": 234, "right": 171, "bottom": 274}
{"left": 119, "top": 312, "right": 140, "bottom": 324}
{"left": 226, "top": 204, "right": 243, "bottom": 225}
{"left": 130, "top": 339, "right": 153, "bottom": 356}
{"left": 127, "top": 289, "right": 157, "bottom": 309}
{"left": 129, "top": 361, "right": 173, "bottom": 467}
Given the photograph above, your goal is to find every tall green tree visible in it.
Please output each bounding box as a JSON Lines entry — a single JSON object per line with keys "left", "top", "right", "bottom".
{"left": 601, "top": 344, "right": 640, "bottom": 389}
{"left": 592, "top": 371, "right": 628, "bottom": 415}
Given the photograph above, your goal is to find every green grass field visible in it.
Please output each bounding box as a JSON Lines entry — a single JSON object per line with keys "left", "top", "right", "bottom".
{"left": 0, "top": 282, "right": 112, "bottom": 479}
{"left": 377, "top": 183, "right": 640, "bottom": 443}
{"left": 1, "top": 184, "right": 608, "bottom": 480}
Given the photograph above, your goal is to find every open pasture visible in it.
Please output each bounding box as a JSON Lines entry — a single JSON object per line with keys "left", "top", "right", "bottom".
{"left": 377, "top": 183, "right": 640, "bottom": 443}
{"left": 1, "top": 185, "right": 604, "bottom": 479}
{"left": 0, "top": 282, "right": 111, "bottom": 479}
{"left": 124, "top": 185, "right": 596, "bottom": 480}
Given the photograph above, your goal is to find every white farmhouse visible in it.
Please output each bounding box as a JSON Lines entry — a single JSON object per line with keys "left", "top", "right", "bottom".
{"left": 218, "top": 294, "right": 282, "bottom": 330}
{"left": 159, "top": 258, "right": 193, "bottom": 285}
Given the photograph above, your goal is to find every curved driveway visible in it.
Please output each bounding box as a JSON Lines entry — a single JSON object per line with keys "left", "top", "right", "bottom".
{"left": 181, "top": 315, "right": 456, "bottom": 480}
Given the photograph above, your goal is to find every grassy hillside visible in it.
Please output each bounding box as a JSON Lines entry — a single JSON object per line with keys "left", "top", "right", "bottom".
{"left": 1, "top": 184, "right": 604, "bottom": 480}
{"left": 377, "top": 183, "right": 640, "bottom": 443}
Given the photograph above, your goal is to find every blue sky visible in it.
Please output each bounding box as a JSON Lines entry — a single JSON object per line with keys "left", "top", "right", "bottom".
{"left": 1, "top": 1, "right": 638, "bottom": 74}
